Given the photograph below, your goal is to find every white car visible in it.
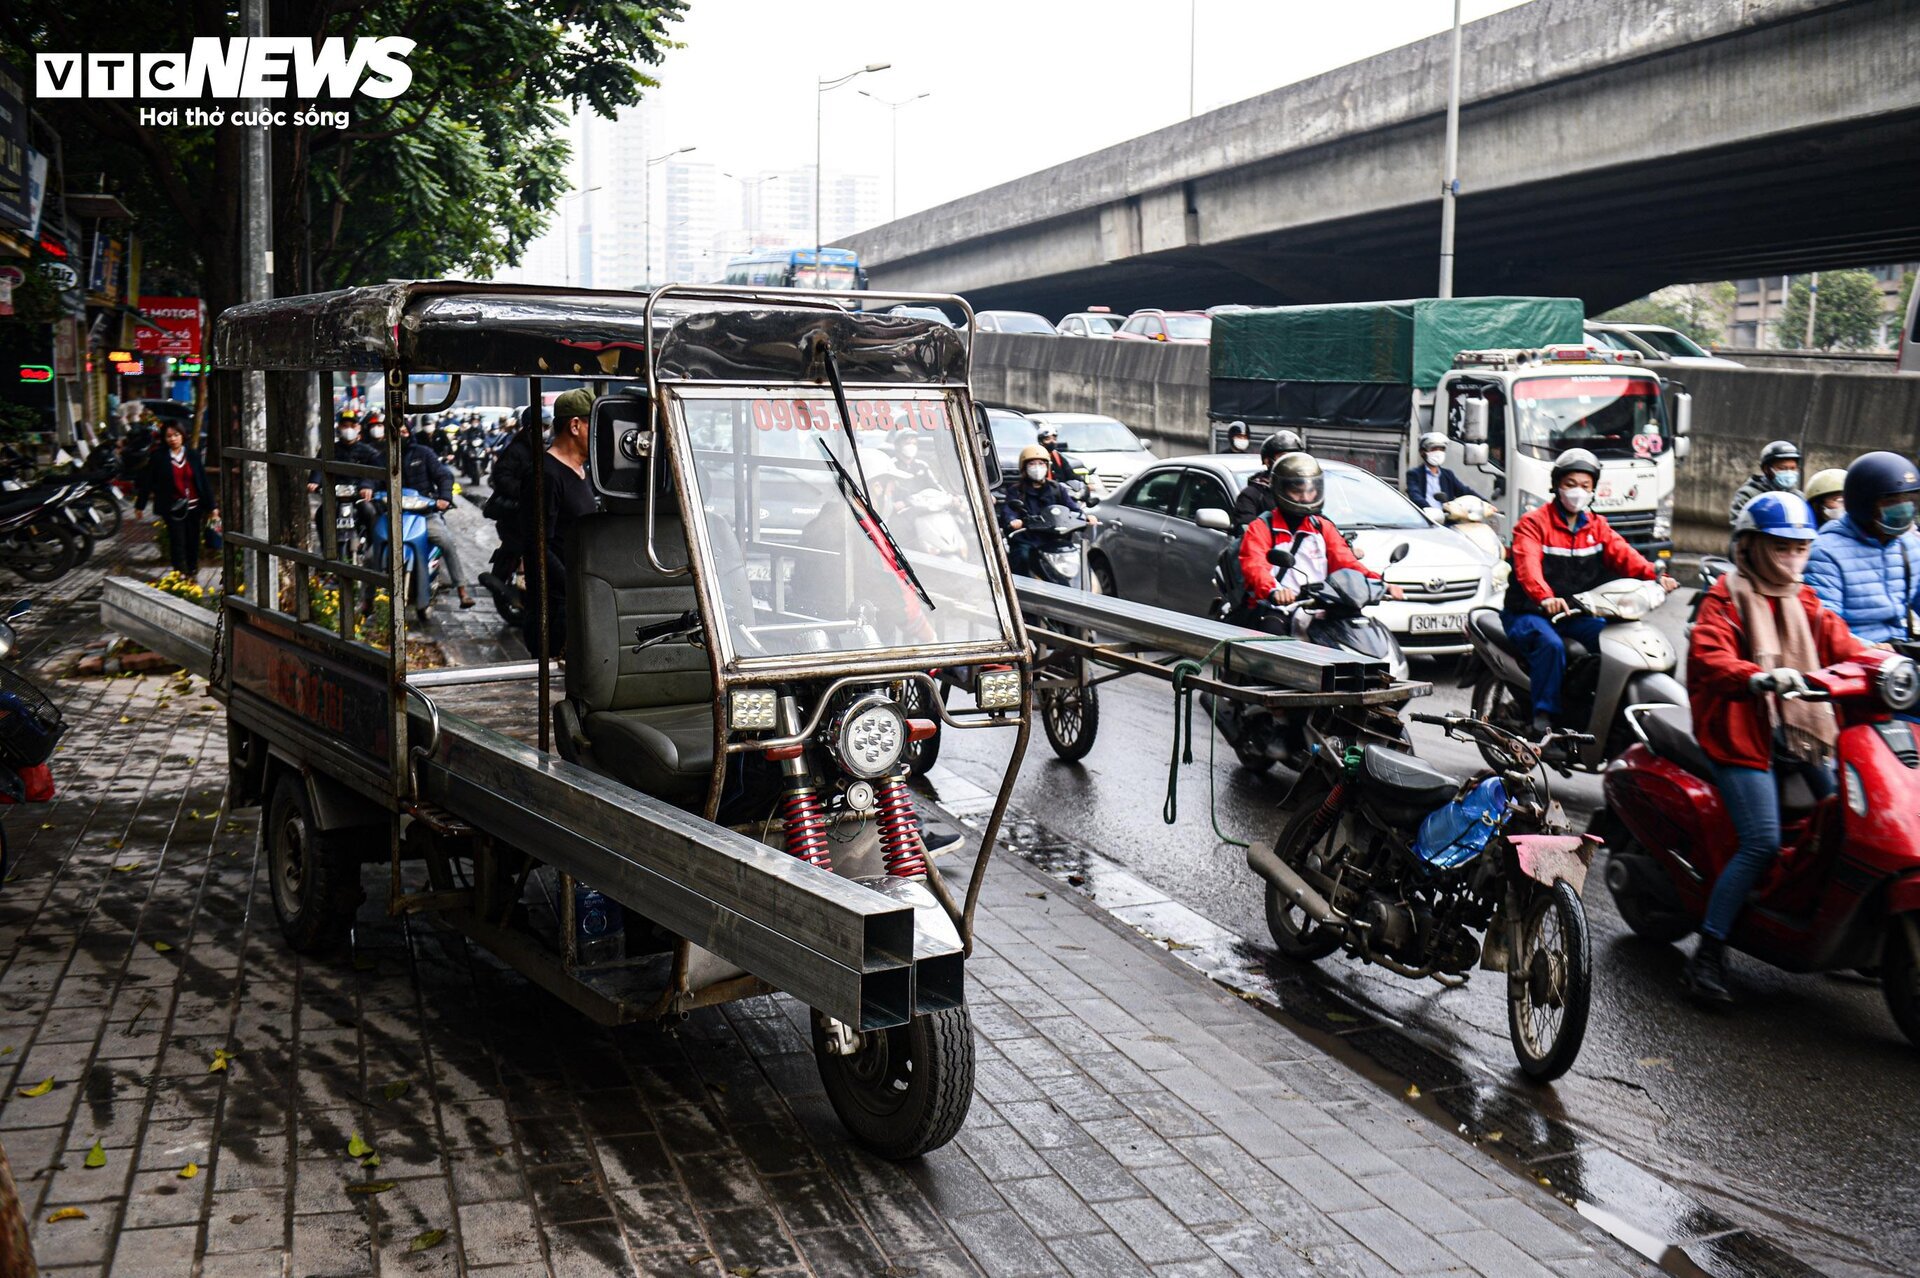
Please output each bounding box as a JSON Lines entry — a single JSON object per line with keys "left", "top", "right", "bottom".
{"left": 1584, "top": 321, "right": 1742, "bottom": 368}
{"left": 975, "top": 310, "right": 1057, "bottom": 336}
{"left": 1087, "top": 455, "right": 1501, "bottom": 657}
{"left": 1056, "top": 311, "right": 1125, "bottom": 338}
{"left": 1025, "top": 412, "right": 1159, "bottom": 492}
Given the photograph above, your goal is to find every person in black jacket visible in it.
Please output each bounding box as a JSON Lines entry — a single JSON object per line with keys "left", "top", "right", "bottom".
{"left": 1231, "top": 429, "right": 1304, "bottom": 531}
{"left": 135, "top": 423, "right": 218, "bottom": 577}
{"left": 518, "top": 390, "right": 599, "bottom": 657}
{"left": 309, "top": 413, "right": 382, "bottom": 554}
{"left": 478, "top": 405, "right": 544, "bottom": 621}
{"left": 998, "top": 445, "right": 1094, "bottom": 577}
{"left": 1404, "top": 431, "right": 1482, "bottom": 511}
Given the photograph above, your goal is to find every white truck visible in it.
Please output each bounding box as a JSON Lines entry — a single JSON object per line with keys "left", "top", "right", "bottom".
{"left": 1208, "top": 298, "right": 1693, "bottom": 562}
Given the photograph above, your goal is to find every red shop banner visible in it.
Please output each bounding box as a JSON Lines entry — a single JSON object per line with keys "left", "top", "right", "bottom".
{"left": 134, "top": 296, "right": 205, "bottom": 358}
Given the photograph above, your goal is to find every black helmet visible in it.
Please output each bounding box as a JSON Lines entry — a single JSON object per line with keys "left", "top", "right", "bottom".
{"left": 1260, "top": 429, "right": 1305, "bottom": 466}
{"left": 1271, "top": 452, "right": 1324, "bottom": 519}
{"left": 1549, "top": 447, "right": 1602, "bottom": 489}
{"left": 1841, "top": 451, "right": 1920, "bottom": 532}
{"left": 1226, "top": 421, "right": 1248, "bottom": 439}
{"left": 1759, "top": 439, "right": 1800, "bottom": 469}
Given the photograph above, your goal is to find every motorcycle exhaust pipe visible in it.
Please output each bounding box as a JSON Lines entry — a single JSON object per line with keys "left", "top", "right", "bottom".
{"left": 1246, "top": 843, "right": 1337, "bottom": 925}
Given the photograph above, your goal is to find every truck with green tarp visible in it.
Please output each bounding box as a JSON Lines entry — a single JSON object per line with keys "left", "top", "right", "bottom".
{"left": 1208, "top": 296, "right": 1692, "bottom": 559}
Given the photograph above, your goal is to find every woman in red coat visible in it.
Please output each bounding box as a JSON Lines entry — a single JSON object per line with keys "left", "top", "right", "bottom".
{"left": 1682, "top": 491, "right": 1866, "bottom": 1005}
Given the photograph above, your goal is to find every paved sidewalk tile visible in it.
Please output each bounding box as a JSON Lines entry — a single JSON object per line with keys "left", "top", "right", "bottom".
{"left": 0, "top": 553, "right": 1656, "bottom": 1276}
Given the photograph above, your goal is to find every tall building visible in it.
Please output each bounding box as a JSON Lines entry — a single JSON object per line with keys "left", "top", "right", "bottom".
{"left": 661, "top": 161, "right": 719, "bottom": 285}
{"left": 736, "top": 167, "right": 885, "bottom": 252}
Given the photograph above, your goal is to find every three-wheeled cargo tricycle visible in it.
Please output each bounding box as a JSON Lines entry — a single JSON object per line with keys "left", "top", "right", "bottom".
{"left": 208, "top": 281, "right": 1030, "bottom": 1157}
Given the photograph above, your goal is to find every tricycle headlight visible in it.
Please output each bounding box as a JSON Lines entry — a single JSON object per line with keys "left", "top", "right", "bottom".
{"left": 729, "top": 688, "right": 778, "bottom": 731}
{"left": 1876, "top": 655, "right": 1920, "bottom": 712}
{"left": 977, "top": 669, "right": 1022, "bottom": 710}
{"left": 835, "top": 697, "right": 906, "bottom": 778}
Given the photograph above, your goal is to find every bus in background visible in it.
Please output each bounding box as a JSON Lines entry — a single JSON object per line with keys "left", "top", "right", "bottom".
{"left": 721, "top": 247, "right": 868, "bottom": 291}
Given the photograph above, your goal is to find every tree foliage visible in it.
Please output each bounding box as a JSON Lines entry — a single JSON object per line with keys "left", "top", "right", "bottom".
{"left": 1600, "top": 282, "right": 1735, "bottom": 349}
{"left": 3, "top": 1, "right": 687, "bottom": 315}
{"left": 1774, "top": 269, "right": 1886, "bottom": 351}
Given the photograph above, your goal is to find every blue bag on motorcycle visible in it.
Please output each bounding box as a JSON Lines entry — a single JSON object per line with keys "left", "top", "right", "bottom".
{"left": 1413, "top": 775, "right": 1508, "bottom": 871}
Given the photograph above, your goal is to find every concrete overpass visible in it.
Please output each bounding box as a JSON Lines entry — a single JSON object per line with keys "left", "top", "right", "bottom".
{"left": 842, "top": 0, "right": 1920, "bottom": 315}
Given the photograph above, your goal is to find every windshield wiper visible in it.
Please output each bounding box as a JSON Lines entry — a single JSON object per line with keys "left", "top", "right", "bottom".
{"left": 810, "top": 340, "right": 935, "bottom": 612}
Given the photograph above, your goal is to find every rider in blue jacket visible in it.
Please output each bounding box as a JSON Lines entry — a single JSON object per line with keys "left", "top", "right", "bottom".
{"left": 1803, "top": 452, "right": 1920, "bottom": 647}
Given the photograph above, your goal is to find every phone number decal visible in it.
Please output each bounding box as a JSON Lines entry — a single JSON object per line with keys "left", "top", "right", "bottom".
{"left": 751, "top": 399, "right": 950, "bottom": 432}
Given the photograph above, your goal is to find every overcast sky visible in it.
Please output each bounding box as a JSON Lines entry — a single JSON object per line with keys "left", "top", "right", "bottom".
{"left": 611, "top": 0, "right": 1533, "bottom": 221}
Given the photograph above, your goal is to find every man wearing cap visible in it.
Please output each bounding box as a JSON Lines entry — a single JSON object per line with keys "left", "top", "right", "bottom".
{"left": 519, "top": 388, "right": 601, "bottom": 657}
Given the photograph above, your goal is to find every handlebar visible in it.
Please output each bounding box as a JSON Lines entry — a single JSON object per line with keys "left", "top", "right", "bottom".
{"left": 1411, "top": 709, "right": 1594, "bottom": 747}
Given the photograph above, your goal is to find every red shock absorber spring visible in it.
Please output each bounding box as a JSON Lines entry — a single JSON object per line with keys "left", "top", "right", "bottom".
{"left": 1299, "top": 781, "right": 1349, "bottom": 849}
{"left": 874, "top": 775, "right": 927, "bottom": 878}
{"left": 781, "top": 786, "right": 832, "bottom": 870}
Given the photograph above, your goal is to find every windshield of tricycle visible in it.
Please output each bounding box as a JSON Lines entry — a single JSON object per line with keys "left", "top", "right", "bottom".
{"left": 670, "top": 385, "right": 1017, "bottom": 666}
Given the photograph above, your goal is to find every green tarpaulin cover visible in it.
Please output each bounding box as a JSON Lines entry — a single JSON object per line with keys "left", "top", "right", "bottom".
{"left": 1210, "top": 296, "right": 1587, "bottom": 391}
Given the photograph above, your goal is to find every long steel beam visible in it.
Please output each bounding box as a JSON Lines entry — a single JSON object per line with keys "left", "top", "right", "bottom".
{"left": 1013, "top": 577, "right": 1386, "bottom": 692}
{"left": 101, "top": 577, "right": 217, "bottom": 676}
{"left": 418, "top": 716, "right": 917, "bottom": 1031}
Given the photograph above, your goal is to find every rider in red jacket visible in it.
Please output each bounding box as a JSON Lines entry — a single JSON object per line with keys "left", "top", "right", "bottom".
{"left": 1240, "top": 453, "right": 1403, "bottom": 607}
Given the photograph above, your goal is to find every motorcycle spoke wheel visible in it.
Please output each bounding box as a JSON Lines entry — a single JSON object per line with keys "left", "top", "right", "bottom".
{"left": 1262, "top": 776, "right": 1344, "bottom": 962}
{"left": 1471, "top": 675, "right": 1533, "bottom": 772}
{"left": 1507, "top": 880, "right": 1592, "bottom": 1081}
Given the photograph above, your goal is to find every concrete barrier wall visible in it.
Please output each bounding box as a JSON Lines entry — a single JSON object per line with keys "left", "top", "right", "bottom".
{"left": 971, "top": 336, "right": 1920, "bottom": 553}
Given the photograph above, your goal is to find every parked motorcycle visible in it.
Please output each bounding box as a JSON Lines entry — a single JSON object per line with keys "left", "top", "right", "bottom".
{"left": 1255, "top": 706, "right": 1598, "bottom": 1079}
{"left": 1600, "top": 649, "right": 1920, "bottom": 1042}
{"left": 1464, "top": 578, "right": 1685, "bottom": 772}
{"left": 1208, "top": 544, "right": 1411, "bottom": 773}
{"left": 0, "top": 600, "right": 63, "bottom": 886}
{"left": 366, "top": 488, "right": 445, "bottom": 620}
{"left": 0, "top": 492, "right": 80, "bottom": 584}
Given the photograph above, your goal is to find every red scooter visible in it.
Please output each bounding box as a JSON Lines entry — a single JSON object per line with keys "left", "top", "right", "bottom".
{"left": 1598, "top": 649, "right": 1920, "bottom": 1045}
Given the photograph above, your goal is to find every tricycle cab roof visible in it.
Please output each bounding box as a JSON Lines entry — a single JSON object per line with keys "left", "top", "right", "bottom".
{"left": 211, "top": 279, "right": 968, "bottom": 386}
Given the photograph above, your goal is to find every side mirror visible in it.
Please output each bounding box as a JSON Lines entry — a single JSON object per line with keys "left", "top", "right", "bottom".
{"left": 1674, "top": 436, "right": 1691, "bottom": 460}
{"left": 974, "top": 407, "right": 1004, "bottom": 491}
{"left": 1460, "top": 397, "right": 1489, "bottom": 444}
{"left": 1267, "top": 546, "right": 1295, "bottom": 571}
{"left": 6, "top": 600, "right": 28, "bottom": 621}
{"left": 1462, "top": 442, "right": 1490, "bottom": 468}
{"left": 1388, "top": 542, "right": 1412, "bottom": 565}
{"left": 1195, "top": 507, "right": 1231, "bottom": 532}
{"left": 1672, "top": 391, "right": 1693, "bottom": 437}
{"left": 1141, "top": 440, "right": 1157, "bottom": 456}
{"left": 588, "top": 394, "right": 652, "bottom": 504}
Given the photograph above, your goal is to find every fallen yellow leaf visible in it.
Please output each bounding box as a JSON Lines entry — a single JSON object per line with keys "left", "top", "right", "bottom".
{"left": 1405, "top": 1084, "right": 1421, "bottom": 1100}
{"left": 112, "top": 861, "right": 143, "bottom": 873}
{"left": 409, "top": 1229, "right": 447, "bottom": 1253}
{"left": 17, "top": 1077, "right": 54, "bottom": 1098}
{"left": 345, "top": 1181, "right": 396, "bottom": 1196}
{"left": 178, "top": 1163, "right": 199, "bottom": 1179}
{"left": 151, "top": 941, "right": 173, "bottom": 953}
{"left": 45, "top": 1207, "right": 87, "bottom": 1223}
{"left": 347, "top": 1132, "right": 373, "bottom": 1159}
{"left": 84, "top": 1140, "right": 106, "bottom": 1169}
{"left": 1486, "top": 1130, "right": 1503, "bottom": 1143}
{"left": 208, "top": 1048, "right": 238, "bottom": 1073}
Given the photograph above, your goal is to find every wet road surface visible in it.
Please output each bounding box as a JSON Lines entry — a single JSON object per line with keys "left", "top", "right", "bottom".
{"left": 937, "top": 596, "right": 1920, "bottom": 1278}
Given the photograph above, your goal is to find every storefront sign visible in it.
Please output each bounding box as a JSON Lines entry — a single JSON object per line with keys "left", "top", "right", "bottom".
{"left": 134, "top": 296, "right": 205, "bottom": 358}
{"left": 0, "top": 58, "right": 30, "bottom": 232}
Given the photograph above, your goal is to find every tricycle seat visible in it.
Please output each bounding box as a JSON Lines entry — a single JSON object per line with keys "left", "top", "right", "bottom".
{"left": 584, "top": 704, "right": 713, "bottom": 800}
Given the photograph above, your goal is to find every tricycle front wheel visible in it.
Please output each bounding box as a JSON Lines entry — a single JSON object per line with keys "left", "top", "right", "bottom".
{"left": 265, "top": 774, "right": 362, "bottom": 954}
{"left": 814, "top": 1007, "right": 974, "bottom": 1160}
{"left": 1506, "top": 880, "right": 1592, "bottom": 1082}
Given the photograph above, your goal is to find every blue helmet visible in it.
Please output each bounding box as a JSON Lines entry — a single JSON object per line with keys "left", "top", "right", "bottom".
{"left": 1842, "top": 451, "right": 1920, "bottom": 530}
{"left": 1732, "top": 491, "right": 1818, "bottom": 541}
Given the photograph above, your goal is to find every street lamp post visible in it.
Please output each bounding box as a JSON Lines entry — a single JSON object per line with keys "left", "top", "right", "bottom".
{"left": 560, "top": 185, "right": 602, "bottom": 286}
{"left": 859, "top": 90, "right": 930, "bottom": 223}
{"left": 721, "top": 171, "right": 783, "bottom": 250}
{"left": 817, "top": 63, "right": 890, "bottom": 283}
{"left": 644, "top": 145, "right": 697, "bottom": 289}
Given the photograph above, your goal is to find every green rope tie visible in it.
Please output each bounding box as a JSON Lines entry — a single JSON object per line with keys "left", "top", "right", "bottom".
{"left": 1162, "top": 634, "right": 1299, "bottom": 847}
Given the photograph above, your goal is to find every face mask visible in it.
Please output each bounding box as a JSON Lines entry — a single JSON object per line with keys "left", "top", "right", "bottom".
{"left": 1771, "top": 469, "right": 1800, "bottom": 490}
{"left": 1877, "top": 501, "right": 1916, "bottom": 536}
{"left": 1819, "top": 500, "right": 1843, "bottom": 522}
{"left": 1558, "top": 486, "right": 1592, "bottom": 513}
{"left": 1024, "top": 462, "right": 1049, "bottom": 482}
{"left": 339, "top": 429, "right": 360, "bottom": 444}
{"left": 1230, "top": 438, "right": 1248, "bottom": 452}
{"left": 1423, "top": 450, "right": 1446, "bottom": 467}
{"left": 369, "top": 426, "right": 386, "bottom": 441}
{"left": 1769, "top": 541, "right": 1812, "bottom": 580}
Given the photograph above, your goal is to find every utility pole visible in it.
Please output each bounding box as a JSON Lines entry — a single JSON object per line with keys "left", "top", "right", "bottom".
{"left": 1189, "top": 0, "right": 1197, "bottom": 120}
{"left": 1805, "top": 271, "right": 1820, "bottom": 348}
{"left": 1436, "top": 0, "right": 1464, "bottom": 298}
{"left": 242, "top": 0, "right": 272, "bottom": 604}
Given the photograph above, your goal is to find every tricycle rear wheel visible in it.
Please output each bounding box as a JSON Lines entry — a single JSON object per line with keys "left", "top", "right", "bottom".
{"left": 265, "top": 774, "right": 361, "bottom": 954}
{"left": 1040, "top": 679, "right": 1098, "bottom": 762}
{"left": 814, "top": 1007, "right": 974, "bottom": 1160}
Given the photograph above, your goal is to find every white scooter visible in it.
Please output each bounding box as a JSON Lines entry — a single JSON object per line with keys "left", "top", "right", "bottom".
{"left": 1463, "top": 578, "right": 1684, "bottom": 772}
